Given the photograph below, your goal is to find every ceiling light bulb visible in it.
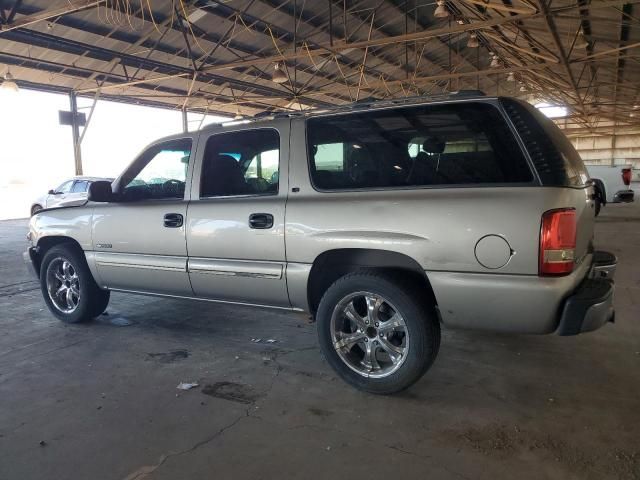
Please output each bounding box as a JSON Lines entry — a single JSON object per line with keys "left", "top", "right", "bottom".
{"left": 1, "top": 71, "right": 19, "bottom": 93}
{"left": 490, "top": 55, "right": 500, "bottom": 68}
{"left": 575, "top": 30, "right": 589, "bottom": 50}
{"left": 271, "top": 62, "right": 288, "bottom": 84}
{"left": 507, "top": 72, "right": 515, "bottom": 82}
{"left": 467, "top": 33, "right": 479, "bottom": 48}
{"left": 434, "top": 0, "right": 449, "bottom": 18}
{"left": 519, "top": 84, "right": 527, "bottom": 92}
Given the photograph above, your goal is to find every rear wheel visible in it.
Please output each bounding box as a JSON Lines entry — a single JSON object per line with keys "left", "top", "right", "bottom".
{"left": 316, "top": 271, "right": 440, "bottom": 394}
{"left": 31, "top": 204, "right": 43, "bottom": 216}
{"left": 40, "top": 244, "right": 110, "bottom": 323}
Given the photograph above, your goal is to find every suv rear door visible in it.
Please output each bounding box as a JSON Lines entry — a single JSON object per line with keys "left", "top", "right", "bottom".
{"left": 185, "top": 122, "right": 290, "bottom": 307}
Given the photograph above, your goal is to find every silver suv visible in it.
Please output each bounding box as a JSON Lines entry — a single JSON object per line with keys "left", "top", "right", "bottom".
{"left": 25, "top": 93, "right": 617, "bottom": 394}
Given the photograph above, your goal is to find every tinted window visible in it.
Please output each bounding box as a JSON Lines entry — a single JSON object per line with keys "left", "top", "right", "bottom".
{"left": 71, "top": 180, "right": 89, "bottom": 193}
{"left": 307, "top": 103, "right": 532, "bottom": 190}
{"left": 501, "top": 99, "right": 589, "bottom": 187}
{"left": 121, "top": 139, "right": 191, "bottom": 201}
{"left": 200, "top": 129, "right": 279, "bottom": 198}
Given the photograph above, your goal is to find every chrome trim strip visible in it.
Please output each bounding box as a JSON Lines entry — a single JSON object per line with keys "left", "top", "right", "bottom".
{"left": 109, "top": 288, "right": 302, "bottom": 311}
{"left": 188, "top": 258, "right": 283, "bottom": 279}
{"left": 94, "top": 252, "right": 187, "bottom": 272}
{"left": 95, "top": 261, "right": 184, "bottom": 272}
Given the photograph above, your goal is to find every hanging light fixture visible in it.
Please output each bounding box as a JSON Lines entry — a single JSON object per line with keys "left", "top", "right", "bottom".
{"left": 467, "top": 32, "right": 479, "bottom": 48}
{"left": 519, "top": 83, "right": 527, "bottom": 92}
{"left": 233, "top": 107, "right": 243, "bottom": 120}
{"left": 490, "top": 54, "right": 500, "bottom": 68}
{"left": 574, "top": 29, "right": 589, "bottom": 49}
{"left": 507, "top": 72, "right": 515, "bottom": 82}
{"left": 271, "top": 62, "right": 288, "bottom": 84}
{"left": 434, "top": 0, "right": 449, "bottom": 19}
{"left": 1, "top": 69, "right": 19, "bottom": 93}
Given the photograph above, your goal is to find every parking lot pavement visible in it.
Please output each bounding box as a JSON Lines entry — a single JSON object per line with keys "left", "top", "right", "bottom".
{"left": 1, "top": 205, "right": 639, "bottom": 480}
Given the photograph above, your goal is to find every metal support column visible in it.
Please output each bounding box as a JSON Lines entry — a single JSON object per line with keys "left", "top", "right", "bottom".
{"left": 182, "top": 107, "right": 188, "bottom": 133}
{"left": 69, "top": 92, "right": 83, "bottom": 176}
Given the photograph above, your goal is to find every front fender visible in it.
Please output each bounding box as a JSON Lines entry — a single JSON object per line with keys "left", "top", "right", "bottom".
{"left": 29, "top": 206, "right": 94, "bottom": 252}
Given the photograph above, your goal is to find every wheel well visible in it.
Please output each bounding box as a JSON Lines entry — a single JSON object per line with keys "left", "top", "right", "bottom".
{"left": 31, "top": 204, "right": 43, "bottom": 215}
{"left": 307, "top": 248, "right": 436, "bottom": 315}
{"left": 33, "top": 236, "right": 83, "bottom": 277}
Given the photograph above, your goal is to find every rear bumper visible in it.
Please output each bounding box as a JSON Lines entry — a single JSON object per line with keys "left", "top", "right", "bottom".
{"left": 556, "top": 250, "right": 616, "bottom": 336}
{"left": 427, "top": 250, "right": 616, "bottom": 335}
{"left": 613, "top": 190, "right": 634, "bottom": 203}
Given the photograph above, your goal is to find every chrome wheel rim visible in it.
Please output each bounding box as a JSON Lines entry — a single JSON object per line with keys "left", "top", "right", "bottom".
{"left": 330, "top": 291, "right": 409, "bottom": 378}
{"left": 46, "top": 257, "right": 80, "bottom": 314}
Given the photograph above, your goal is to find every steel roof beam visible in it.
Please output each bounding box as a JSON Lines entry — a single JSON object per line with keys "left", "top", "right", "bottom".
{"left": 0, "top": 0, "right": 101, "bottom": 32}
{"left": 1, "top": 28, "right": 333, "bottom": 108}
{"left": 0, "top": 52, "right": 282, "bottom": 113}
{"left": 4, "top": 2, "right": 344, "bottom": 106}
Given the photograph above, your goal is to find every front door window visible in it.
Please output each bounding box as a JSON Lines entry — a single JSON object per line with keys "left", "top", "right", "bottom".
{"left": 120, "top": 139, "right": 192, "bottom": 201}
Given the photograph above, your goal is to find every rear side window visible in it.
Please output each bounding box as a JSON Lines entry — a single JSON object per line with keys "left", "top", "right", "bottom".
{"left": 200, "top": 129, "right": 280, "bottom": 198}
{"left": 501, "top": 99, "right": 589, "bottom": 187}
{"left": 307, "top": 102, "right": 532, "bottom": 191}
{"left": 71, "top": 180, "right": 89, "bottom": 193}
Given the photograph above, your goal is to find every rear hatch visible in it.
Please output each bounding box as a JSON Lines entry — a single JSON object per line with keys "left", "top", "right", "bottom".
{"left": 501, "top": 98, "right": 595, "bottom": 267}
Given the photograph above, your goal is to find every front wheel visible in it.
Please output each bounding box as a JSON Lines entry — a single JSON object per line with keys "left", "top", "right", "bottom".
{"left": 316, "top": 271, "right": 440, "bottom": 394}
{"left": 40, "top": 244, "right": 110, "bottom": 323}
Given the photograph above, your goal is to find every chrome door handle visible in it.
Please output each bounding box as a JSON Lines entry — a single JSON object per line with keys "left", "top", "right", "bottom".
{"left": 249, "top": 213, "right": 274, "bottom": 229}
{"left": 163, "top": 213, "right": 183, "bottom": 228}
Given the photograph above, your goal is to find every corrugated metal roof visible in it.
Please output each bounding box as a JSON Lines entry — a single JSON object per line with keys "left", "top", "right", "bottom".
{"left": 0, "top": 0, "right": 638, "bottom": 131}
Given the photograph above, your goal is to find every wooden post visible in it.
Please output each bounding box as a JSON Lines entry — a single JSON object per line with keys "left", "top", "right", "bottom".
{"left": 69, "top": 92, "right": 83, "bottom": 176}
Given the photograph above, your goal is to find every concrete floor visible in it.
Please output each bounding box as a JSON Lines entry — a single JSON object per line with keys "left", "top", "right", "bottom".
{"left": 0, "top": 202, "right": 639, "bottom": 480}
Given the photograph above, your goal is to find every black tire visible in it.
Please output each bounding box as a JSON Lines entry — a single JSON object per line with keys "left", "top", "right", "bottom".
{"left": 31, "top": 204, "right": 43, "bottom": 216}
{"left": 39, "top": 244, "right": 110, "bottom": 323}
{"left": 316, "top": 271, "right": 440, "bottom": 394}
{"left": 594, "top": 198, "right": 602, "bottom": 217}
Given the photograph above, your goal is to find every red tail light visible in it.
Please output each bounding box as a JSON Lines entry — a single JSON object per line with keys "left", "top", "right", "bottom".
{"left": 539, "top": 208, "right": 577, "bottom": 276}
{"left": 622, "top": 168, "right": 632, "bottom": 186}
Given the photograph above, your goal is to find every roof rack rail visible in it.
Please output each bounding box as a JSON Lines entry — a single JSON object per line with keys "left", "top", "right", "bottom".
{"left": 298, "top": 90, "right": 487, "bottom": 116}
{"left": 207, "top": 90, "right": 488, "bottom": 129}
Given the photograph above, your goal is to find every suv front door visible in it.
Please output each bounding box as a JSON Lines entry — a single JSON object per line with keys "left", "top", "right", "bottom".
{"left": 186, "top": 124, "right": 289, "bottom": 307}
{"left": 91, "top": 137, "right": 194, "bottom": 296}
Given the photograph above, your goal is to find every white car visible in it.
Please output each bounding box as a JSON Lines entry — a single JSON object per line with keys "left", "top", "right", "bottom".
{"left": 30, "top": 177, "right": 114, "bottom": 216}
{"left": 586, "top": 165, "right": 634, "bottom": 215}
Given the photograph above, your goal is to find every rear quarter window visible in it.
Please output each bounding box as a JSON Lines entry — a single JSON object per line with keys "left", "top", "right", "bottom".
{"left": 501, "top": 98, "right": 589, "bottom": 187}
{"left": 306, "top": 102, "right": 533, "bottom": 191}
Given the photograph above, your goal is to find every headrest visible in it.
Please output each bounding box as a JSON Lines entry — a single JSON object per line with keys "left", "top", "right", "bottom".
{"left": 422, "top": 137, "right": 446, "bottom": 154}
